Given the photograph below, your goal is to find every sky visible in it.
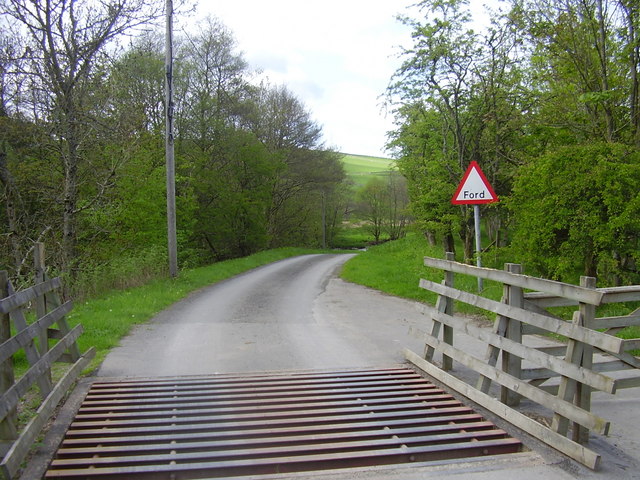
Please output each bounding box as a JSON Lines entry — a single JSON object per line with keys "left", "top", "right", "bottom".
{"left": 190, "top": 1, "right": 417, "bottom": 158}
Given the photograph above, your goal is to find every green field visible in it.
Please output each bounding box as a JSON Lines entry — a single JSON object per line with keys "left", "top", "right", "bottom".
{"left": 340, "top": 153, "right": 396, "bottom": 187}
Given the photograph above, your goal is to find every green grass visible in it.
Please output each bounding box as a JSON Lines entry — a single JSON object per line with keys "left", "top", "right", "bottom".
{"left": 341, "top": 232, "right": 640, "bottom": 349}
{"left": 341, "top": 232, "right": 503, "bottom": 314}
{"left": 341, "top": 153, "right": 394, "bottom": 173}
{"left": 52, "top": 247, "right": 329, "bottom": 373}
{"left": 340, "top": 231, "right": 506, "bottom": 302}
{"left": 341, "top": 233, "right": 438, "bottom": 302}
{"left": 331, "top": 224, "right": 380, "bottom": 249}
{"left": 340, "top": 153, "right": 396, "bottom": 188}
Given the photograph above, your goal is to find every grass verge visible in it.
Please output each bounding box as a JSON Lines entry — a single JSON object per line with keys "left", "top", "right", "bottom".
{"left": 340, "top": 232, "right": 504, "bottom": 315}
{"left": 341, "top": 232, "right": 640, "bottom": 350}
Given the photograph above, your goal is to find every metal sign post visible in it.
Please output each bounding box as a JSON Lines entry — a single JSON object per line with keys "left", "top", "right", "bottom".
{"left": 473, "top": 204, "right": 482, "bottom": 290}
{"left": 451, "top": 161, "right": 499, "bottom": 291}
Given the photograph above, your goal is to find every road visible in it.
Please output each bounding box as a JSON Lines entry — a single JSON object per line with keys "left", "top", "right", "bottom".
{"left": 94, "top": 253, "right": 640, "bottom": 480}
{"left": 97, "top": 253, "right": 428, "bottom": 377}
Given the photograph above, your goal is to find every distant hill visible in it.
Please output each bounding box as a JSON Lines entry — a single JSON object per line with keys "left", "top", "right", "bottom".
{"left": 340, "top": 153, "right": 396, "bottom": 188}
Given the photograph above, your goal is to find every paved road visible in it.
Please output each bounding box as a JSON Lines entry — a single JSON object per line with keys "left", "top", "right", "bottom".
{"left": 98, "top": 253, "right": 428, "bottom": 377}
{"left": 95, "top": 253, "right": 640, "bottom": 480}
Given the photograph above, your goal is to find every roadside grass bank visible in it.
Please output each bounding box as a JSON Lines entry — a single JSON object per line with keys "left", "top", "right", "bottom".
{"left": 340, "top": 232, "right": 505, "bottom": 316}
{"left": 332, "top": 224, "right": 380, "bottom": 250}
{"left": 340, "top": 232, "right": 640, "bottom": 343}
{"left": 54, "top": 247, "right": 333, "bottom": 374}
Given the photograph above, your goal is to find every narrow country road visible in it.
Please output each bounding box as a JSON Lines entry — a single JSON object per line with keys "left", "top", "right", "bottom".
{"left": 97, "top": 253, "right": 429, "bottom": 377}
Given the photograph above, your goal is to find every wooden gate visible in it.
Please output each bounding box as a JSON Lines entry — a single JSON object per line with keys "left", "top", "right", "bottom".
{"left": 407, "top": 253, "right": 640, "bottom": 470}
{"left": 0, "top": 244, "right": 95, "bottom": 479}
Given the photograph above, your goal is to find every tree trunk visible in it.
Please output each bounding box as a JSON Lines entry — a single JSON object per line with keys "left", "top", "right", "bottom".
{"left": 622, "top": 1, "right": 640, "bottom": 145}
{"left": 443, "top": 232, "right": 455, "bottom": 255}
{"left": 463, "top": 229, "right": 474, "bottom": 264}
{"left": 0, "top": 149, "right": 22, "bottom": 273}
{"left": 596, "top": 0, "right": 616, "bottom": 141}
{"left": 423, "top": 230, "right": 436, "bottom": 246}
{"left": 62, "top": 124, "right": 79, "bottom": 276}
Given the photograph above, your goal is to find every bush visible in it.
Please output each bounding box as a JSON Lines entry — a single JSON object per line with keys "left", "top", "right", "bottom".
{"left": 509, "top": 143, "right": 640, "bottom": 285}
{"left": 70, "top": 245, "right": 169, "bottom": 299}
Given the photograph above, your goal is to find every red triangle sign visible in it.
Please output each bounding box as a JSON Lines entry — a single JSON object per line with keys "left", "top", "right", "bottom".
{"left": 451, "top": 161, "right": 499, "bottom": 205}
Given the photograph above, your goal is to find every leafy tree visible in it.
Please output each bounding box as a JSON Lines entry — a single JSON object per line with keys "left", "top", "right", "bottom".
{"left": 389, "top": 103, "right": 461, "bottom": 252}
{"left": 385, "top": 172, "right": 410, "bottom": 241}
{"left": 509, "top": 142, "right": 640, "bottom": 284}
{"left": 618, "top": 0, "right": 640, "bottom": 145}
{"left": 511, "top": 0, "right": 640, "bottom": 145}
{"left": 353, "top": 172, "right": 410, "bottom": 244}
{"left": 178, "top": 16, "right": 251, "bottom": 153}
{"left": 107, "top": 34, "right": 166, "bottom": 136}
{"left": 247, "top": 83, "right": 345, "bottom": 247}
{"left": 388, "top": 0, "right": 525, "bottom": 260}
{"left": 189, "top": 129, "right": 275, "bottom": 260}
{"left": 0, "top": 0, "right": 163, "bottom": 275}
{"left": 357, "top": 178, "right": 387, "bottom": 243}
{"left": 323, "top": 182, "right": 351, "bottom": 247}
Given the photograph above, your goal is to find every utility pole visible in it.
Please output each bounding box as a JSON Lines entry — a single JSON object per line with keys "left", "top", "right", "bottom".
{"left": 165, "top": 0, "right": 178, "bottom": 277}
{"left": 321, "top": 190, "right": 326, "bottom": 249}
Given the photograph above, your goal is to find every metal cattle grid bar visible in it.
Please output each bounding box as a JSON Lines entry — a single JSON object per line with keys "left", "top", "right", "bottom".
{"left": 45, "top": 367, "right": 523, "bottom": 479}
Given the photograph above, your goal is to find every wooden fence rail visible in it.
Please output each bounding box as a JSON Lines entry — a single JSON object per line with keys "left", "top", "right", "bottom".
{"left": 407, "top": 254, "right": 640, "bottom": 470}
{"left": 0, "top": 244, "right": 94, "bottom": 480}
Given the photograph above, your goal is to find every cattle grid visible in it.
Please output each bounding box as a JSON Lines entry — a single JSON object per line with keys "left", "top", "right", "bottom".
{"left": 44, "top": 367, "right": 522, "bottom": 479}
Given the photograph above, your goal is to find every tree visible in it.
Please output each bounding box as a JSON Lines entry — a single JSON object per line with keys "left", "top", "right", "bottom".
{"left": 178, "top": 16, "right": 251, "bottom": 154}
{"left": 618, "top": 0, "right": 640, "bottom": 145}
{"left": 357, "top": 173, "right": 410, "bottom": 244}
{"left": 509, "top": 142, "right": 640, "bottom": 284}
{"left": 388, "top": 103, "right": 461, "bottom": 252}
{"left": 512, "top": 0, "right": 631, "bottom": 145}
{"left": 0, "top": 0, "right": 163, "bottom": 274}
{"left": 385, "top": 172, "right": 410, "bottom": 240}
{"left": 388, "top": 0, "right": 525, "bottom": 260}
{"left": 357, "top": 178, "right": 387, "bottom": 243}
{"left": 247, "top": 83, "right": 345, "bottom": 247}
{"left": 106, "top": 34, "right": 166, "bottom": 136}
{"left": 188, "top": 128, "right": 275, "bottom": 260}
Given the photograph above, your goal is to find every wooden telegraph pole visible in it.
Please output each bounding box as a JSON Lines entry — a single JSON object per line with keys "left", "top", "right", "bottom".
{"left": 165, "top": 0, "right": 178, "bottom": 277}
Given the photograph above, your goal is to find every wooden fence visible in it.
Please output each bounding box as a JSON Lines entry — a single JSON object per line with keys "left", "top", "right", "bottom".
{"left": 0, "top": 244, "right": 94, "bottom": 479}
{"left": 406, "top": 253, "right": 640, "bottom": 470}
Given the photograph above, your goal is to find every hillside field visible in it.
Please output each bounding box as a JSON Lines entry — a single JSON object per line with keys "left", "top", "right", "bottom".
{"left": 340, "top": 153, "right": 396, "bottom": 187}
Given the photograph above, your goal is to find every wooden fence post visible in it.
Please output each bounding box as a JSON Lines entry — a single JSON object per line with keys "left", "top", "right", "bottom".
{"left": 34, "top": 243, "right": 80, "bottom": 364}
{"left": 575, "top": 276, "right": 597, "bottom": 443}
{"left": 424, "top": 252, "right": 455, "bottom": 371}
{"left": 34, "top": 243, "right": 52, "bottom": 388}
{"left": 442, "top": 252, "right": 454, "bottom": 371}
{"left": 501, "top": 263, "right": 523, "bottom": 406}
{"left": 0, "top": 271, "right": 17, "bottom": 454}
{"left": 477, "top": 263, "right": 512, "bottom": 393}
{"left": 551, "top": 310, "right": 585, "bottom": 436}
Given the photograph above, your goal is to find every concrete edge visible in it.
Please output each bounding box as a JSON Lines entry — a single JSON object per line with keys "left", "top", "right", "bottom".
{"left": 19, "top": 376, "right": 93, "bottom": 480}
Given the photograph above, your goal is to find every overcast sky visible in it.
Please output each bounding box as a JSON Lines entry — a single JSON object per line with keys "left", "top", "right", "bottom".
{"left": 190, "top": 1, "right": 417, "bottom": 158}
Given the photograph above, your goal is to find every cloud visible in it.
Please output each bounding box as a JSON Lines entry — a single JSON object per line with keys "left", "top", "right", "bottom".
{"left": 196, "top": 0, "right": 414, "bottom": 157}
{"left": 249, "top": 52, "right": 289, "bottom": 74}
